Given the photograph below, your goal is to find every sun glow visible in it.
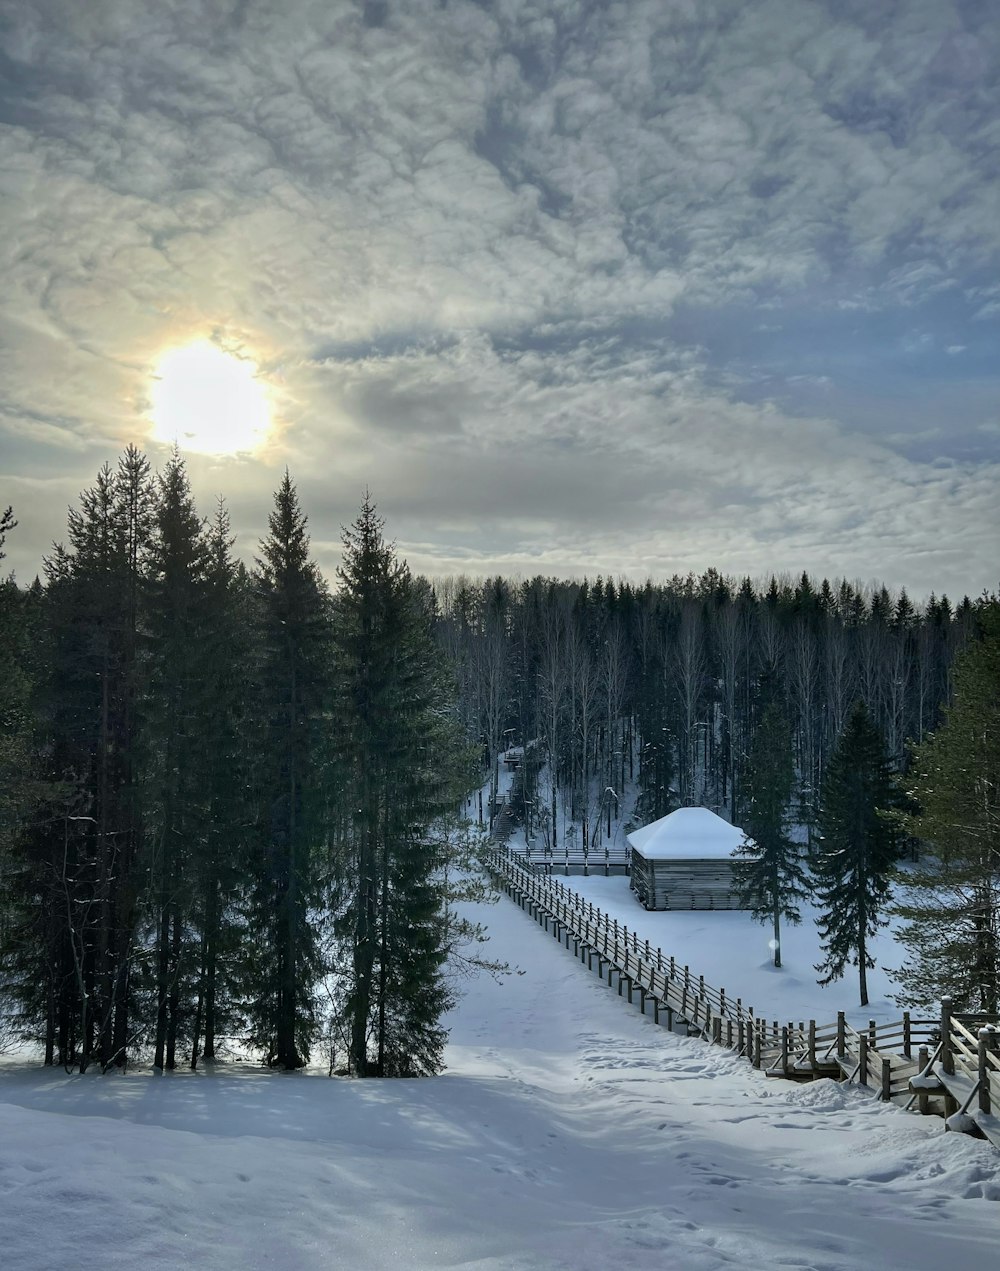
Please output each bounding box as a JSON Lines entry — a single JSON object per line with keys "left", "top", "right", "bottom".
{"left": 149, "top": 341, "right": 271, "bottom": 456}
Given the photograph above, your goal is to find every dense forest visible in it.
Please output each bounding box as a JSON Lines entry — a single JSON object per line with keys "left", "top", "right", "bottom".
{"left": 1, "top": 448, "right": 997, "bottom": 1069}
{"left": 436, "top": 566, "right": 976, "bottom": 850}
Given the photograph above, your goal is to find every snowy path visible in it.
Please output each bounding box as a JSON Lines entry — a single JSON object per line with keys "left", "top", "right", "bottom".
{"left": 2, "top": 889, "right": 999, "bottom": 1269}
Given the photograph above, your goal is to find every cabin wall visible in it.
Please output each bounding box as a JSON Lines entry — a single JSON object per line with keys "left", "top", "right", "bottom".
{"left": 630, "top": 853, "right": 746, "bottom": 911}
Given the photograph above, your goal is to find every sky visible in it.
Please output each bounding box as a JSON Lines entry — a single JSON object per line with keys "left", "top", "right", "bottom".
{"left": 1, "top": 0, "right": 998, "bottom": 600}
{"left": 3, "top": 875, "right": 1000, "bottom": 1270}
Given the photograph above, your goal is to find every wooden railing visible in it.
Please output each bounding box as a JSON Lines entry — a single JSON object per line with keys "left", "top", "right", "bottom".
{"left": 518, "top": 839, "right": 631, "bottom": 876}
{"left": 486, "top": 845, "right": 1000, "bottom": 1147}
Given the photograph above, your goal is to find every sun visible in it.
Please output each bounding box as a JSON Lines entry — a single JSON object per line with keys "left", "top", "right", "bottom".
{"left": 149, "top": 340, "right": 271, "bottom": 456}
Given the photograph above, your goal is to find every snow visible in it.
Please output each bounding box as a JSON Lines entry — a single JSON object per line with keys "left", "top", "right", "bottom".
{"left": 562, "top": 871, "right": 906, "bottom": 1028}
{"left": 2, "top": 886, "right": 999, "bottom": 1270}
{"left": 627, "top": 807, "right": 747, "bottom": 860}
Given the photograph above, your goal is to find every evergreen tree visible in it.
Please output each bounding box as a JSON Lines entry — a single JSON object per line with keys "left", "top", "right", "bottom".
{"left": 813, "top": 701, "right": 898, "bottom": 1006}
{"left": 189, "top": 502, "right": 256, "bottom": 1066}
{"left": 334, "top": 495, "right": 473, "bottom": 1076}
{"left": 143, "top": 449, "right": 211, "bottom": 1070}
{"left": 0, "top": 512, "right": 42, "bottom": 1043}
{"left": 732, "top": 703, "right": 807, "bottom": 968}
{"left": 250, "top": 473, "right": 330, "bottom": 1069}
{"left": 20, "top": 449, "right": 155, "bottom": 1069}
{"left": 890, "top": 601, "right": 1000, "bottom": 1012}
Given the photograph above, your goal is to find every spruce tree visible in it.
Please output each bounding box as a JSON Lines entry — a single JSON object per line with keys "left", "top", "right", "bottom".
{"left": 813, "top": 701, "right": 898, "bottom": 1006}
{"left": 18, "top": 449, "right": 155, "bottom": 1069}
{"left": 334, "top": 494, "right": 473, "bottom": 1076}
{"left": 189, "top": 501, "right": 256, "bottom": 1066}
{"left": 251, "top": 473, "right": 329, "bottom": 1069}
{"left": 0, "top": 512, "right": 43, "bottom": 1047}
{"left": 890, "top": 601, "right": 1000, "bottom": 1012}
{"left": 143, "top": 449, "right": 211, "bottom": 1070}
{"left": 732, "top": 702, "right": 807, "bottom": 968}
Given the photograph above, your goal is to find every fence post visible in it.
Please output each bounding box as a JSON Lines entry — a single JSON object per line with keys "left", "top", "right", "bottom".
{"left": 902, "top": 1011, "right": 912, "bottom": 1059}
{"left": 978, "top": 1028, "right": 995, "bottom": 1116}
{"left": 868, "top": 1019, "right": 877, "bottom": 1051}
{"left": 881, "top": 1056, "right": 892, "bottom": 1102}
{"left": 781, "top": 1025, "right": 789, "bottom": 1076}
{"left": 836, "top": 1011, "right": 846, "bottom": 1057}
{"left": 808, "top": 1020, "right": 817, "bottom": 1071}
{"left": 916, "top": 1045, "right": 930, "bottom": 1115}
{"left": 753, "top": 1020, "right": 762, "bottom": 1068}
{"left": 858, "top": 1033, "right": 869, "bottom": 1086}
{"left": 712, "top": 1016, "right": 722, "bottom": 1046}
{"left": 940, "top": 997, "right": 955, "bottom": 1076}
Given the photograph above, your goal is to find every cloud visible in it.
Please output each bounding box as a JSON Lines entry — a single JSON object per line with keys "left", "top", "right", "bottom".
{"left": 0, "top": 0, "right": 998, "bottom": 600}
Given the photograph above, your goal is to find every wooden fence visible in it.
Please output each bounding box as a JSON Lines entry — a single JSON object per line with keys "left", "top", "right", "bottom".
{"left": 487, "top": 844, "right": 1000, "bottom": 1149}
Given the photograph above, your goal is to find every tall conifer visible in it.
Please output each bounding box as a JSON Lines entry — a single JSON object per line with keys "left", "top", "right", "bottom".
{"left": 190, "top": 501, "right": 256, "bottom": 1065}
{"left": 251, "top": 473, "right": 329, "bottom": 1069}
{"left": 144, "top": 449, "right": 211, "bottom": 1069}
{"left": 890, "top": 602, "right": 1000, "bottom": 1011}
{"left": 732, "top": 703, "right": 807, "bottom": 968}
{"left": 813, "top": 701, "right": 898, "bottom": 1006}
{"left": 335, "top": 495, "right": 472, "bottom": 1076}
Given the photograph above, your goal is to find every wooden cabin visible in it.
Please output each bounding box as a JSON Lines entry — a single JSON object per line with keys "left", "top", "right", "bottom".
{"left": 627, "top": 807, "right": 749, "bottom": 911}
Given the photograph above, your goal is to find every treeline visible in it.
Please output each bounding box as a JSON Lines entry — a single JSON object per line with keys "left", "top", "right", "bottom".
{"left": 435, "top": 570, "right": 977, "bottom": 848}
{"left": 0, "top": 449, "right": 475, "bottom": 1074}
{"left": 439, "top": 571, "right": 999, "bottom": 1014}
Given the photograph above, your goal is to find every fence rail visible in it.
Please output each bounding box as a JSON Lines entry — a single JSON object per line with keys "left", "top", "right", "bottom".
{"left": 486, "top": 843, "right": 1000, "bottom": 1149}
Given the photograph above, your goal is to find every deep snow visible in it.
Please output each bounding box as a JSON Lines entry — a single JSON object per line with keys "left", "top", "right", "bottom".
{"left": 2, "top": 882, "right": 999, "bottom": 1270}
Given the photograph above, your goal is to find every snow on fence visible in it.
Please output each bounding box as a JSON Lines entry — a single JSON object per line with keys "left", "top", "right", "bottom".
{"left": 486, "top": 845, "right": 1000, "bottom": 1150}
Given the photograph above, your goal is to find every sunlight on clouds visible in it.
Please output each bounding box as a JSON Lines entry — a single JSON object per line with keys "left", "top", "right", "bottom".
{"left": 149, "top": 341, "right": 271, "bottom": 456}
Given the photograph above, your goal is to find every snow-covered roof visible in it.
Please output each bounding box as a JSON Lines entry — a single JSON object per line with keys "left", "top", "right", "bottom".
{"left": 626, "top": 807, "right": 746, "bottom": 860}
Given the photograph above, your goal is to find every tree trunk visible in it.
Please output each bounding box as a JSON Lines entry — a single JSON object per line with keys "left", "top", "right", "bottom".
{"left": 154, "top": 900, "right": 169, "bottom": 1070}
{"left": 165, "top": 904, "right": 181, "bottom": 1069}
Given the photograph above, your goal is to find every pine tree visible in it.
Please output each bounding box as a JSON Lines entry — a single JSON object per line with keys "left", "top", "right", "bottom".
{"left": 0, "top": 512, "right": 43, "bottom": 1047}
{"left": 143, "top": 449, "right": 211, "bottom": 1070}
{"left": 250, "top": 473, "right": 330, "bottom": 1069}
{"left": 813, "top": 701, "right": 898, "bottom": 1006}
{"left": 890, "top": 601, "right": 1000, "bottom": 1012}
{"left": 189, "top": 501, "right": 256, "bottom": 1066}
{"left": 334, "top": 494, "right": 473, "bottom": 1076}
{"left": 21, "top": 449, "right": 155, "bottom": 1069}
{"left": 732, "top": 702, "right": 807, "bottom": 968}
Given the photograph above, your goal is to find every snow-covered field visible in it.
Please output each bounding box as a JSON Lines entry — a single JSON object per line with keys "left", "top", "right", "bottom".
{"left": 2, "top": 883, "right": 999, "bottom": 1270}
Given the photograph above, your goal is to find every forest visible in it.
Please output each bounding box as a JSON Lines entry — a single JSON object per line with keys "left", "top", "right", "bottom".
{"left": 0, "top": 449, "right": 476, "bottom": 1077}
{"left": 1, "top": 447, "right": 998, "bottom": 1072}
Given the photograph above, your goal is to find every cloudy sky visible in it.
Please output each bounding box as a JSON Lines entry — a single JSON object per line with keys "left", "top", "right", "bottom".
{"left": 1, "top": 0, "right": 998, "bottom": 600}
